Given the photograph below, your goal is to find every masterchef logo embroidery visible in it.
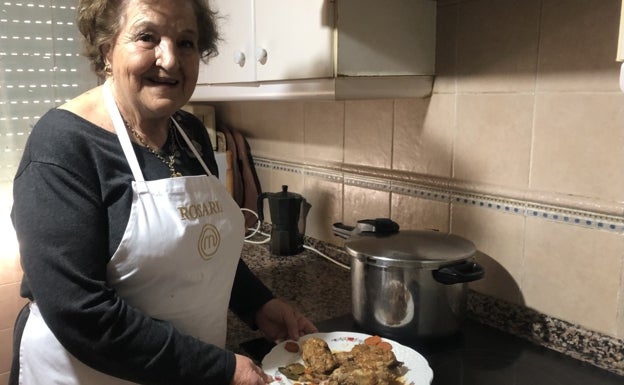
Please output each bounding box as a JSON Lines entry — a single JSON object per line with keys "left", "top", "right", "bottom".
{"left": 177, "top": 201, "right": 223, "bottom": 220}
{"left": 198, "top": 224, "right": 220, "bottom": 260}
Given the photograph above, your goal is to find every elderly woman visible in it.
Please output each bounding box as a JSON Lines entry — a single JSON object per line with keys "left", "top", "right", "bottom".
{"left": 10, "top": 0, "right": 317, "bottom": 384}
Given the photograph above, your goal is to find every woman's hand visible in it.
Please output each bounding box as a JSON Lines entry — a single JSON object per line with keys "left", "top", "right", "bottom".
{"left": 231, "top": 354, "right": 273, "bottom": 385}
{"left": 255, "top": 298, "right": 318, "bottom": 343}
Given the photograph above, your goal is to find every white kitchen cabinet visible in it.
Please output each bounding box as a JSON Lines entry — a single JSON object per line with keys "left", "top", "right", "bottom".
{"left": 193, "top": 0, "right": 436, "bottom": 100}
{"left": 198, "top": 0, "right": 254, "bottom": 84}
{"left": 198, "top": 0, "right": 333, "bottom": 84}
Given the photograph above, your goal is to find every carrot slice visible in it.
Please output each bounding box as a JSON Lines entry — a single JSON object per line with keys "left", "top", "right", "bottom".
{"left": 364, "top": 335, "right": 382, "bottom": 346}
{"left": 377, "top": 341, "right": 393, "bottom": 351}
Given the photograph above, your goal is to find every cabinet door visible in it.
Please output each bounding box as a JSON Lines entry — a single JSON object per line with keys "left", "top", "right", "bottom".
{"left": 254, "top": 0, "right": 334, "bottom": 82}
{"left": 198, "top": 0, "right": 255, "bottom": 84}
{"left": 336, "top": 0, "right": 435, "bottom": 76}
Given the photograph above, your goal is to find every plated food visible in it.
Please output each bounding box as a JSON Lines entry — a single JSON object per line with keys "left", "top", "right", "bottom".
{"left": 262, "top": 332, "right": 433, "bottom": 385}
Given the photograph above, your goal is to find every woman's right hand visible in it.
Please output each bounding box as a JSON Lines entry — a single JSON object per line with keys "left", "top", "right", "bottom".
{"left": 231, "top": 354, "right": 273, "bottom": 385}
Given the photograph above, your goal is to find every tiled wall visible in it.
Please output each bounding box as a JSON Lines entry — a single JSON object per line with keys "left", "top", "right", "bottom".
{"left": 207, "top": 0, "right": 624, "bottom": 341}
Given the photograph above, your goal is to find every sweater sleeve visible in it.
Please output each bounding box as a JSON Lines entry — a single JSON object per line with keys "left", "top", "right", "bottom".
{"left": 12, "top": 120, "right": 236, "bottom": 384}
{"left": 230, "top": 259, "right": 275, "bottom": 328}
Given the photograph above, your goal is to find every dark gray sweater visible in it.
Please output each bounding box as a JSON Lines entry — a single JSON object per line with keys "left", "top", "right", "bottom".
{"left": 10, "top": 108, "right": 273, "bottom": 385}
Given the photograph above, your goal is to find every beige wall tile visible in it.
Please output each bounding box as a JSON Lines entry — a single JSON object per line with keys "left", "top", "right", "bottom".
{"left": 261, "top": 102, "right": 304, "bottom": 162}
{"left": 451, "top": 205, "right": 526, "bottom": 305}
{"left": 454, "top": 94, "right": 533, "bottom": 189}
{"left": 619, "top": 262, "right": 624, "bottom": 339}
{"left": 303, "top": 176, "right": 343, "bottom": 244}
{"left": 433, "top": 3, "right": 458, "bottom": 94}
{"left": 344, "top": 100, "right": 394, "bottom": 168}
{"left": 456, "top": 0, "right": 541, "bottom": 93}
{"left": 0, "top": 190, "right": 19, "bottom": 282}
{"left": 0, "top": 371, "right": 9, "bottom": 385}
{"left": 531, "top": 93, "right": 624, "bottom": 203}
{"left": 303, "top": 101, "right": 345, "bottom": 163}
{"left": 182, "top": 104, "right": 215, "bottom": 127}
{"left": 230, "top": 101, "right": 305, "bottom": 161}
{"left": 254, "top": 165, "right": 272, "bottom": 193}
{"left": 254, "top": 165, "right": 272, "bottom": 222}
{"left": 537, "top": 0, "right": 622, "bottom": 92}
{"left": 0, "top": 328, "right": 11, "bottom": 374}
{"left": 393, "top": 95, "right": 455, "bottom": 177}
{"left": 0, "top": 256, "right": 21, "bottom": 286}
{"left": 343, "top": 185, "right": 390, "bottom": 226}
{"left": 390, "top": 194, "right": 450, "bottom": 233}
{"left": 212, "top": 102, "right": 245, "bottom": 129}
{"left": 523, "top": 218, "right": 624, "bottom": 337}
{"left": 0, "top": 283, "right": 24, "bottom": 330}
{"left": 267, "top": 169, "right": 305, "bottom": 197}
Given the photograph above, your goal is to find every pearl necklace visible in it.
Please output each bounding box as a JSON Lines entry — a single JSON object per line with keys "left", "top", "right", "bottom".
{"left": 124, "top": 119, "right": 182, "bottom": 178}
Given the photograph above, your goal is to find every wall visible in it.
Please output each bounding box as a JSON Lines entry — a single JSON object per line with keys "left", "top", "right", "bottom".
{"left": 207, "top": 0, "right": 624, "bottom": 341}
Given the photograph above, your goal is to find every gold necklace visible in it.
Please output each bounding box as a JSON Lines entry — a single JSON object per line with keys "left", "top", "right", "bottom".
{"left": 124, "top": 119, "right": 182, "bottom": 178}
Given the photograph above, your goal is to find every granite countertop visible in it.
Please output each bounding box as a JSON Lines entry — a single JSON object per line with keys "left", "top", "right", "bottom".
{"left": 225, "top": 239, "right": 352, "bottom": 353}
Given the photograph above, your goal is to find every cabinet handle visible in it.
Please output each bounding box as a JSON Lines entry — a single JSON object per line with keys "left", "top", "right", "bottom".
{"left": 256, "top": 48, "right": 268, "bottom": 65}
{"left": 233, "top": 51, "right": 246, "bottom": 67}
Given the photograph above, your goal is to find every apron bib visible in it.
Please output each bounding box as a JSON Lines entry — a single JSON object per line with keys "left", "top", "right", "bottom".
{"left": 19, "top": 82, "right": 244, "bottom": 384}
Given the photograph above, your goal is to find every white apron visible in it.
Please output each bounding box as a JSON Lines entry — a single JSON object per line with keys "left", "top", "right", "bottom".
{"left": 18, "top": 82, "right": 245, "bottom": 384}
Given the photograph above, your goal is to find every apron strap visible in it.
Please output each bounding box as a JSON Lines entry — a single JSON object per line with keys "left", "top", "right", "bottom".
{"left": 103, "top": 80, "right": 213, "bottom": 179}
{"left": 102, "top": 81, "right": 146, "bottom": 183}
{"left": 171, "top": 118, "right": 213, "bottom": 177}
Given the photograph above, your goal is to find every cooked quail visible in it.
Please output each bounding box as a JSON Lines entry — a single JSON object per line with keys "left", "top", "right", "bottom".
{"left": 295, "top": 337, "right": 405, "bottom": 385}
{"left": 301, "top": 337, "right": 339, "bottom": 375}
{"left": 330, "top": 344, "right": 402, "bottom": 385}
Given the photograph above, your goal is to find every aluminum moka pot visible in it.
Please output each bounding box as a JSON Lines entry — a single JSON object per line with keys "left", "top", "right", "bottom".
{"left": 257, "top": 185, "right": 310, "bottom": 255}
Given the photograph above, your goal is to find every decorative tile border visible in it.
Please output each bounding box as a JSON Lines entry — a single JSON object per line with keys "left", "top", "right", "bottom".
{"left": 254, "top": 157, "right": 624, "bottom": 234}
{"left": 468, "top": 291, "right": 624, "bottom": 376}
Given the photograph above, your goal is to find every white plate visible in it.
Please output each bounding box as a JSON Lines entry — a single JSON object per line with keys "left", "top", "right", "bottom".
{"left": 261, "top": 331, "right": 433, "bottom": 385}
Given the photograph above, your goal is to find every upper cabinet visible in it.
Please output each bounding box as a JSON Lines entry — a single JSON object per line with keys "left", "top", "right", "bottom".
{"left": 192, "top": 0, "right": 436, "bottom": 101}
{"left": 335, "top": 0, "right": 434, "bottom": 77}
{"left": 198, "top": 0, "right": 334, "bottom": 84}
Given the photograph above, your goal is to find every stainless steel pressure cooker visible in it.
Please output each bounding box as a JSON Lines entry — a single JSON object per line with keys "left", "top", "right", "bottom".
{"left": 333, "top": 218, "right": 485, "bottom": 342}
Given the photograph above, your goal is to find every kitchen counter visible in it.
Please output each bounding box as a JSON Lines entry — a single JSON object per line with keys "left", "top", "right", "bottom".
{"left": 225, "top": 239, "right": 352, "bottom": 351}
{"left": 227, "top": 239, "right": 624, "bottom": 384}
{"left": 241, "top": 314, "right": 624, "bottom": 385}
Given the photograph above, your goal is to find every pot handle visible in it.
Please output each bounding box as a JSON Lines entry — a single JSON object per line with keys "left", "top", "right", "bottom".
{"left": 432, "top": 261, "right": 485, "bottom": 285}
{"left": 256, "top": 192, "right": 268, "bottom": 222}
{"left": 332, "top": 222, "right": 355, "bottom": 239}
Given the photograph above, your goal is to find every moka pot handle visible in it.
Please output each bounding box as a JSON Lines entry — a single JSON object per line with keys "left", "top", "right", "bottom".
{"left": 256, "top": 192, "right": 268, "bottom": 222}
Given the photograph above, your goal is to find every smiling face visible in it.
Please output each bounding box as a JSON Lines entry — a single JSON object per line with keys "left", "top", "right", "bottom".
{"left": 104, "top": 0, "right": 200, "bottom": 121}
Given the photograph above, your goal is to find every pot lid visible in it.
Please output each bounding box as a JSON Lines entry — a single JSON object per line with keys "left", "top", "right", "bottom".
{"left": 344, "top": 230, "right": 477, "bottom": 267}
{"left": 266, "top": 185, "right": 303, "bottom": 201}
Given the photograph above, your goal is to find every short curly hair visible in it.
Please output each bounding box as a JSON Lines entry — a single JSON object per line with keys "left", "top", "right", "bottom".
{"left": 77, "top": 0, "right": 219, "bottom": 76}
